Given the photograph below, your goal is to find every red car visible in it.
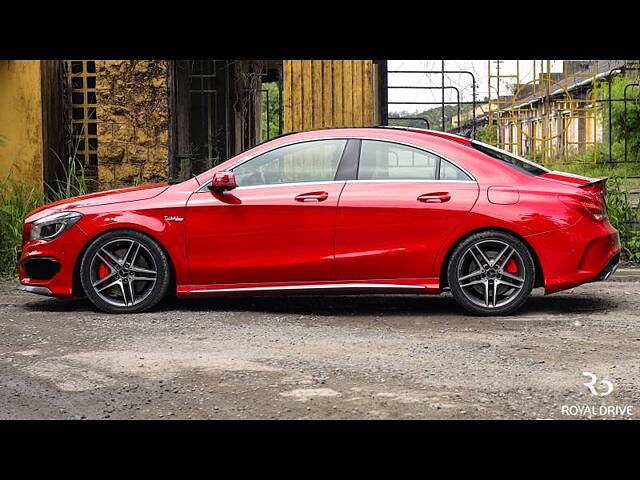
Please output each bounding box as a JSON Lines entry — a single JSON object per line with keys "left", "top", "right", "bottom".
{"left": 18, "top": 127, "right": 621, "bottom": 315}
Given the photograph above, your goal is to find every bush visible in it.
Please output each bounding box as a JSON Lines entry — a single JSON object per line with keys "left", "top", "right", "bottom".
{"left": 605, "top": 177, "right": 640, "bottom": 261}
{"left": 476, "top": 125, "right": 497, "bottom": 145}
{"left": 547, "top": 163, "right": 640, "bottom": 263}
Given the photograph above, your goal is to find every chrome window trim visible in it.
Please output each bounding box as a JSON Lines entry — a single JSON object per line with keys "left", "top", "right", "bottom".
{"left": 187, "top": 282, "right": 427, "bottom": 294}
{"left": 346, "top": 179, "right": 476, "bottom": 184}
{"left": 194, "top": 135, "right": 477, "bottom": 193}
{"left": 233, "top": 180, "right": 345, "bottom": 191}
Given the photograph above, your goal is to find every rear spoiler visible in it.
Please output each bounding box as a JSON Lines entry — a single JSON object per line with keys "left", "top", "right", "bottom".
{"left": 578, "top": 177, "right": 608, "bottom": 189}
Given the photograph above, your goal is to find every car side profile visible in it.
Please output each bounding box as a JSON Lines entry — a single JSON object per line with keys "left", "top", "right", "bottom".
{"left": 18, "top": 127, "right": 621, "bottom": 315}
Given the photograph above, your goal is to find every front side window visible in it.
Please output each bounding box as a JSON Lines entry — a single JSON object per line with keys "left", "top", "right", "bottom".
{"left": 358, "top": 140, "right": 472, "bottom": 181}
{"left": 232, "top": 139, "right": 347, "bottom": 187}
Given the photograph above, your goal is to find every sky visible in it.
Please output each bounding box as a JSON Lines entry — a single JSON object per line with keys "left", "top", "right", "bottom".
{"left": 387, "top": 60, "right": 565, "bottom": 114}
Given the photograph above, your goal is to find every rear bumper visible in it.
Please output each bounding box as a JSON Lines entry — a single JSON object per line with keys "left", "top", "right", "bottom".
{"left": 593, "top": 253, "right": 620, "bottom": 282}
{"left": 526, "top": 217, "right": 621, "bottom": 294}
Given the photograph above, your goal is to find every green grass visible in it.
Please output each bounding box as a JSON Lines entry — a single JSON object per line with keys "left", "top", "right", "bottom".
{"left": 544, "top": 161, "right": 640, "bottom": 180}
{"left": 0, "top": 144, "right": 93, "bottom": 278}
{"left": 45, "top": 147, "right": 94, "bottom": 201}
{"left": 0, "top": 174, "right": 43, "bottom": 278}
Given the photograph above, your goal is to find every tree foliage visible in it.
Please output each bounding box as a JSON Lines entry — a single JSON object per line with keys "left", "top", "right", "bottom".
{"left": 261, "top": 82, "right": 281, "bottom": 141}
{"left": 475, "top": 125, "right": 497, "bottom": 145}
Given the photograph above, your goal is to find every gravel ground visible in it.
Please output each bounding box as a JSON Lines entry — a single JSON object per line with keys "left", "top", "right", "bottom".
{"left": 1, "top": 276, "right": 639, "bottom": 420}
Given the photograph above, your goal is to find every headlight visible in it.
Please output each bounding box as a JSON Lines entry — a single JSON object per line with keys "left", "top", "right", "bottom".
{"left": 29, "top": 212, "right": 83, "bottom": 241}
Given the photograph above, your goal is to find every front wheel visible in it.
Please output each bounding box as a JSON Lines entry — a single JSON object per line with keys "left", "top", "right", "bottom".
{"left": 80, "top": 230, "right": 170, "bottom": 313}
{"left": 447, "top": 231, "right": 535, "bottom": 316}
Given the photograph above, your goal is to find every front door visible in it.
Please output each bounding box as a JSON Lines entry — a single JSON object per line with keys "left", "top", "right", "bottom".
{"left": 185, "top": 139, "right": 349, "bottom": 285}
{"left": 335, "top": 139, "right": 479, "bottom": 280}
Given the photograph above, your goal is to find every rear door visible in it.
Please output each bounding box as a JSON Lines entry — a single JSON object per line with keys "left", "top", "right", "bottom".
{"left": 335, "top": 139, "right": 479, "bottom": 280}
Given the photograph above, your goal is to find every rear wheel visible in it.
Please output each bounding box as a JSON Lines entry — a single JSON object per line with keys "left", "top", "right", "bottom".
{"left": 80, "top": 230, "right": 170, "bottom": 313}
{"left": 447, "top": 231, "right": 535, "bottom": 316}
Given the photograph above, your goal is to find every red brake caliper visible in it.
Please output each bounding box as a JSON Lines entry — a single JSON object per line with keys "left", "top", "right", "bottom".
{"left": 98, "top": 262, "right": 110, "bottom": 281}
{"left": 505, "top": 258, "right": 518, "bottom": 274}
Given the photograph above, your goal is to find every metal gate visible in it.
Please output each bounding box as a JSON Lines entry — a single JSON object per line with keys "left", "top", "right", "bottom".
{"left": 386, "top": 63, "right": 478, "bottom": 137}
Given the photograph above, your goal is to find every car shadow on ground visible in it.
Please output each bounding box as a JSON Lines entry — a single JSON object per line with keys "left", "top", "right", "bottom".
{"left": 20, "top": 290, "right": 616, "bottom": 317}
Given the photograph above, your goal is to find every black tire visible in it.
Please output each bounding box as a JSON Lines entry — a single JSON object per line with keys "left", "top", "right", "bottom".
{"left": 447, "top": 230, "right": 535, "bottom": 316}
{"left": 79, "top": 229, "right": 170, "bottom": 313}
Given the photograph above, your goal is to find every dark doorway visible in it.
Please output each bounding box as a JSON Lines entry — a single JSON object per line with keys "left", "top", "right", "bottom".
{"left": 168, "top": 60, "right": 231, "bottom": 182}
{"left": 168, "top": 60, "right": 284, "bottom": 183}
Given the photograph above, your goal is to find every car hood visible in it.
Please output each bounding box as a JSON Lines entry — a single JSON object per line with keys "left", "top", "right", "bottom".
{"left": 25, "top": 183, "right": 169, "bottom": 223}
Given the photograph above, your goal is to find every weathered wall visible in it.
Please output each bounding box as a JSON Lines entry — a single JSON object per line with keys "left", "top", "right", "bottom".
{"left": 283, "top": 60, "right": 375, "bottom": 133}
{"left": 0, "top": 61, "right": 44, "bottom": 189}
{"left": 95, "top": 60, "right": 169, "bottom": 189}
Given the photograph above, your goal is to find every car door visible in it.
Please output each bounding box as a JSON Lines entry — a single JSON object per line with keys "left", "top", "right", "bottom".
{"left": 185, "top": 138, "right": 351, "bottom": 285}
{"left": 335, "top": 139, "right": 479, "bottom": 281}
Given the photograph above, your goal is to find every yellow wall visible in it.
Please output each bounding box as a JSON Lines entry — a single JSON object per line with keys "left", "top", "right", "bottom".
{"left": 0, "top": 61, "right": 44, "bottom": 189}
{"left": 283, "top": 60, "right": 375, "bottom": 133}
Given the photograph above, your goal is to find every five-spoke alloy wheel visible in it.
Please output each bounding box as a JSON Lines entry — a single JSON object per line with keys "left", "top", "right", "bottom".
{"left": 448, "top": 231, "right": 535, "bottom": 316}
{"left": 80, "top": 230, "right": 170, "bottom": 313}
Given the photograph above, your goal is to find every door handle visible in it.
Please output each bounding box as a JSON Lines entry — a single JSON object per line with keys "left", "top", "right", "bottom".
{"left": 417, "top": 192, "right": 451, "bottom": 203}
{"left": 295, "top": 191, "right": 329, "bottom": 202}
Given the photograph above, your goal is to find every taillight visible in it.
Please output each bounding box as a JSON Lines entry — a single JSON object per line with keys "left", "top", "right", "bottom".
{"left": 559, "top": 193, "right": 606, "bottom": 221}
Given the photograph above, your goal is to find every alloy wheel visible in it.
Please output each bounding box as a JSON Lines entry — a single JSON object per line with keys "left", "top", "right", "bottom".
{"left": 88, "top": 238, "right": 158, "bottom": 307}
{"left": 456, "top": 239, "right": 526, "bottom": 309}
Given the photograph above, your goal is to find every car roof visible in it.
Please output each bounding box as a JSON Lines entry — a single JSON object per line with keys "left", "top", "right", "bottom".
{"left": 260, "top": 126, "right": 472, "bottom": 146}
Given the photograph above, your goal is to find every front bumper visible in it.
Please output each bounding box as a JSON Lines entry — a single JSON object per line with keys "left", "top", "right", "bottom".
{"left": 18, "top": 224, "right": 88, "bottom": 299}
{"left": 17, "top": 285, "right": 54, "bottom": 296}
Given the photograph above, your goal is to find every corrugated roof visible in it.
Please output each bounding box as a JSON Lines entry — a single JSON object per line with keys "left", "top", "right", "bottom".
{"left": 499, "top": 60, "right": 629, "bottom": 110}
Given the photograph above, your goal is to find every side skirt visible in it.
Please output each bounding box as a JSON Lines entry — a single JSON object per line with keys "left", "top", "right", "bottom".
{"left": 177, "top": 278, "right": 440, "bottom": 297}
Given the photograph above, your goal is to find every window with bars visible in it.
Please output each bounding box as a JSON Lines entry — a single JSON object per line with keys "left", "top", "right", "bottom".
{"left": 65, "top": 60, "right": 98, "bottom": 179}
{"left": 188, "top": 60, "right": 222, "bottom": 171}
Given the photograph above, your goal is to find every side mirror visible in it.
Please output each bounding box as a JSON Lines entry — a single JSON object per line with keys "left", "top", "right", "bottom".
{"left": 209, "top": 171, "right": 237, "bottom": 192}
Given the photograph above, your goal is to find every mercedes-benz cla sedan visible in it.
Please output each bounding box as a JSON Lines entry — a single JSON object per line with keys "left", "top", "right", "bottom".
{"left": 18, "top": 127, "right": 621, "bottom": 315}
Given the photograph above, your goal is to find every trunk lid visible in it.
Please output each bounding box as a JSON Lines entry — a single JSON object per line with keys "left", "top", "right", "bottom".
{"left": 539, "top": 170, "right": 607, "bottom": 195}
{"left": 543, "top": 171, "right": 609, "bottom": 220}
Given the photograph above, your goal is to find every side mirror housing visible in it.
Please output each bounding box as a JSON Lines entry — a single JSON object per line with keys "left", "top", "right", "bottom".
{"left": 209, "top": 171, "right": 237, "bottom": 192}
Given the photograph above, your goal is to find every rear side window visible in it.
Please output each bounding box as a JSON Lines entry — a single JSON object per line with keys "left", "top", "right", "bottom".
{"left": 440, "top": 158, "right": 471, "bottom": 180}
{"left": 358, "top": 140, "right": 472, "bottom": 181}
{"left": 472, "top": 141, "right": 548, "bottom": 176}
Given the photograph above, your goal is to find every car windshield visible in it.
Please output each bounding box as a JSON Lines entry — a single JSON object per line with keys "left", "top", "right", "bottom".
{"left": 471, "top": 141, "right": 549, "bottom": 176}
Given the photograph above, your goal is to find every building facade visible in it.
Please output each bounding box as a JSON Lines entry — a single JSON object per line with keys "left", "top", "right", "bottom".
{"left": 488, "top": 60, "right": 628, "bottom": 163}
{"left": 0, "top": 60, "right": 385, "bottom": 192}
{"left": 0, "top": 61, "right": 65, "bottom": 189}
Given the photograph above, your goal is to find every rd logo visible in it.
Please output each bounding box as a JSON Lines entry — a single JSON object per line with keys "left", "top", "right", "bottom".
{"left": 582, "top": 372, "right": 614, "bottom": 397}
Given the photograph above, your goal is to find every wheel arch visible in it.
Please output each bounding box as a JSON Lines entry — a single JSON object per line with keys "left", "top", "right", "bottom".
{"left": 72, "top": 227, "right": 177, "bottom": 297}
{"left": 439, "top": 227, "right": 544, "bottom": 289}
